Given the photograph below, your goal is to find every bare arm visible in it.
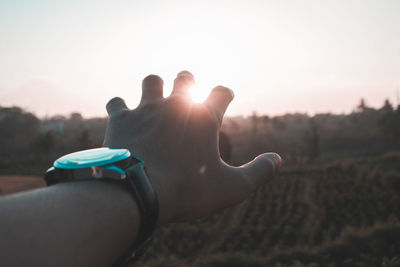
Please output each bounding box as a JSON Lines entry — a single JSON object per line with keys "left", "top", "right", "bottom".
{"left": 0, "top": 181, "right": 139, "bottom": 267}
{"left": 0, "top": 71, "right": 281, "bottom": 266}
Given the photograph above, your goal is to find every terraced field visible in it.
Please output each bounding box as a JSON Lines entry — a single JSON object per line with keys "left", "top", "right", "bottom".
{"left": 138, "top": 152, "right": 400, "bottom": 266}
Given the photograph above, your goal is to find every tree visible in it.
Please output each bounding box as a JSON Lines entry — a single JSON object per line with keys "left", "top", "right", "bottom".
{"left": 379, "top": 109, "right": 400, "bottom": 142}
{"left": 303, "top": 119, "right": 320, "bottom": 162}
{"left": 33, "top": 130, "right": 57, "bottom": 162}
{"left": 380, "top": 99, "right": 394, "bottom": 112}
{"left": 0, "top": 106, "right": 40, "bottom": 151}
{"left": 357, "top": 98, "right": 368, "bottom": 112}
{"left": 251, "top": 111, "right": 259, "bottom": 134}
{"left": 78, "top": 128, "right": 91, "bottom": 150}
{"left": 70, "top": 112, "right": 83, "bottom": 121}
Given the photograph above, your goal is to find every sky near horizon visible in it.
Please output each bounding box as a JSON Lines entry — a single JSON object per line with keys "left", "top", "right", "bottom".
{"left": 0, "top": 0, "right": 399, "bottom": 118}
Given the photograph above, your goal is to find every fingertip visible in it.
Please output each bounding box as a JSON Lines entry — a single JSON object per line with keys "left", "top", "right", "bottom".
{"left": 106, "top": 97, "right": 128, "bottom": 116}
{"left": 171, "top": 70, "right": 195, "bottom": 96}
{"left": 261, "top": 152, "right": 282, "bottom": 175}
{"left": 212, "top": 86, "right": 234, "bottom": 101}
{"left": 240, "top": 152, "right": 282, "bottom": 190}
{"left": 177, "top": 70, "right": 195, "bottom": 82}
{"left": 204, "top": 86, "right": 234, "bottom": 125}
{"left": 175, "top": 71, "right": 195, "bottom": 86}
{"left": 141, "top": 74, "right": 164, "bottom": 105}
{"left": 107, "top": 96, "right": 123, "bottom": 106}
{"left": 142, "top": 74, "right": 164, "bottom": 89}
{"left": 254, "top": 153, "right": 279, "bottom": 176}
{"left": 273, "top": 153, "right": 283, "bottom": 171}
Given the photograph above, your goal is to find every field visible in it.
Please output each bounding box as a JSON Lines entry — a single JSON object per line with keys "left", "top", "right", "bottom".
{"left": 136, "top": 152, "right": 400, "bottom": 267}
{"left": 0, "top": 175, "right": 44, "bottom": 196}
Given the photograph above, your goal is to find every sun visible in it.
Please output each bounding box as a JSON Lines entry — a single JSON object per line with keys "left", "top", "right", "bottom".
{"left": 189, "top": 83, "right": 211, "bottom": 103}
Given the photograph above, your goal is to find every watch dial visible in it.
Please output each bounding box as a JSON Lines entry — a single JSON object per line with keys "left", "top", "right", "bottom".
{"left": 54, "top": 147, "right": 131, "bottom": 169}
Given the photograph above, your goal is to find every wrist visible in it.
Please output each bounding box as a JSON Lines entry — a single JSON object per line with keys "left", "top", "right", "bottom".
{"left": 44, "top": 147, "right": 159, "bottom": 265}
{"left": 144, "top": 166, "right": 174, "bottom": 226}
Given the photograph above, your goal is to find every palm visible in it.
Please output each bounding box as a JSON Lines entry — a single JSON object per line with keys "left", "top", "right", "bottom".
{"left": 103, "top": 72, "right": 281, "bottom": 225}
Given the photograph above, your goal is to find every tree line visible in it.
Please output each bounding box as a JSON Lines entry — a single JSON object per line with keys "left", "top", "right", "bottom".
{"left": 0, "top": 98, "right": 399, "bottom": 174}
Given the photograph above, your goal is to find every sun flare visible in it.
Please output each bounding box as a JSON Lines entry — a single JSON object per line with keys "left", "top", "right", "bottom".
{"left": 189, "top": 84, "right": 210, "bottom": 103}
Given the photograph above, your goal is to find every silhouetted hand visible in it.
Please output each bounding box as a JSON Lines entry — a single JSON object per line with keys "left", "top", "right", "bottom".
{"left": 103, "top": 71, "right": 281, "bottom": 225}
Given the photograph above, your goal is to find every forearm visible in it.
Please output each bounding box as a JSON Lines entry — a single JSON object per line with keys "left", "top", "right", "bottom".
{"left": 0, "top": 180, "right": 139, "bottom": 267}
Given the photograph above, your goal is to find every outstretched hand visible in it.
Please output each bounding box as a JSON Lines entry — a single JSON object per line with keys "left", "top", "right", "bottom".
{"left": 103, "top": 71, "right": 281, "bottom": 226}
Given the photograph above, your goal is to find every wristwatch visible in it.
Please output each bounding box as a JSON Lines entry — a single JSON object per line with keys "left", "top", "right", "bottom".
{"left": 44, "top": 147, "right": 159, "bottom": 266}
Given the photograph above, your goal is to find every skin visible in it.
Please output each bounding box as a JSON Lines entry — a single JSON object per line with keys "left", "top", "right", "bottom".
{"left": 0, "top": 71, "right": 281, "bottom": 267}
{"left": 0, "top": 181, "right": 141, "bottom": 267}
{"left": 104, "top": 71, "right": 282, "bottom": 225}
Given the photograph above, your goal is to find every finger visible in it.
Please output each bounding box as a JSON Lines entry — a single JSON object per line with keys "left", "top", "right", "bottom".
{"left": 170, "top": 70, "right": 195, "bottom": 96}
{"left": 106, "top": 97, "right": 129, "bottom": 116}
{"left": 207, "top": 153, "right": 281, "bottom": 212}
{"left": 204, "top": 86, "right": 234, "bottom": 125}
{"left": 140, "top": 74, "right": 164, "bottom": 105}
{"left": 239, "top": 153, "right": 282, "bottom": 193}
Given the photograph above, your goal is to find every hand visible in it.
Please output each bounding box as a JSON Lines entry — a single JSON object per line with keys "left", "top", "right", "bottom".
{"left": 103, "top": 71, "right": 282, "bottom": 226}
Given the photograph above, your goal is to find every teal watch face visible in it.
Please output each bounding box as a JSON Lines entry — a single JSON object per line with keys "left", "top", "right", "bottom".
{"left": 54, "top": 147, "right": 131, "bottom": 169}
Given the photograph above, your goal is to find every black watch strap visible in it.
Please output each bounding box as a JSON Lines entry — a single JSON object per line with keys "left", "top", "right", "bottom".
{"left": 113, "top": 162, "right": 159, "bottom": 266}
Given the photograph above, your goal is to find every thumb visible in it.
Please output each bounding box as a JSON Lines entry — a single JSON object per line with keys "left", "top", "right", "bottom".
{"left": 239, "top": 153, "right": 282, "bottom": 191}
{"left": 208, "top": 153, "right": 282, "bottom": 214}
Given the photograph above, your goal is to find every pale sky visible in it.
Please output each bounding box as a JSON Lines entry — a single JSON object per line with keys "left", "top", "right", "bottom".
{"left": 0, "top": 0, "right": 399, "bottom": 118}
